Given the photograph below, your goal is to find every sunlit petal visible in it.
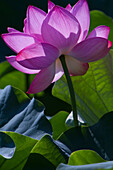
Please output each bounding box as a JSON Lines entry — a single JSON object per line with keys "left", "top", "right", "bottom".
{"left": 27, "top": 5, "right": 46, "bottom": 35}
{"left": 48, "top": 0, "right": 55, "bottom": 12}
{"left": 16, "top": 43, "right": 60, "bottom": 70}
{"left": 42, "top": 6, "right": 80, "bottom": 54}
{"left": 65, "top": 4, "right": 72, "bottom": 11}
{"left": 87, "top": 25, "right": 110, "bottom": 39}
{"left": 52, "top": 58, "right": 64, "bottom": 82}
{"left": 1, "top": 33, "right": 35, "bottom": 53}
{"left": 71, "top": 0, "right": 90, "bottom": 42}
{"left": 27, "top": 63, "right": 55, "bottom": 93}
{"left": 7, "top": 27, "right": 20, "bottom": 33}
{"left": 6, "top": 56, "right": 40, "bottom": 74}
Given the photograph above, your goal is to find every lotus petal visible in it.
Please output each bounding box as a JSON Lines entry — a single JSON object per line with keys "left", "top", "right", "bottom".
{"left": 27, "top": 63, "right": 55, "bottom": 93}
{"left": 2, "top": 33, "right": 35, "bottom": 53}
{"left": 27, "top": 5, "right": 46, "bottom": 35}
{"left": 65, "top": 55, "right": 89, "bottom": 76}
{"left": 71, "top": 0, "right": 90, "bottom": 42}
{"left": 6, "top": 56, "right": 40, "bottom": 74}
{"left": 48, "top": 0, "right": 55, "bottom": 12}
{"left": 42, "top": 6, "right": 80, "bottom": 54}
{"left": 16, "top": 43, "right": 60, "bottom": 70}
{"left": 52, "top": 58, "right": 64, "bottom": 83}
{"left": 87, "top": 25, "right": 110, "bottom": 39}
{"left": 69, "top": 37, "right": 112, "bottom": 62}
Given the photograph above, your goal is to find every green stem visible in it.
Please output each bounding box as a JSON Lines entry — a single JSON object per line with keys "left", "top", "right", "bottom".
{"left": 26, "top": 74, "right": 30, "bottom": 97}
{"left": 60, "top": 55, "right": 78, "bottom": 127}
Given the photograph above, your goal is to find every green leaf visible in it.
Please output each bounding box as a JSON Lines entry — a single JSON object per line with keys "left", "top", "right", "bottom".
{"left": 3, "top": 133, "right": 59, "bottom": 170}
{"left": 30, "top": 135, "right": 66, "bottom": 167}
{"left": 50, "top": 111, "right": 70, "bottom": 140}
{"left": 68, "top": 150, "right": 106, "bottom": 165}
{"left": 0, "top": 61, "right": 29, "bottom": 92}
{"left": 58, "top": 127, "right": 99, "bottom": 157}
{"left": 89, "top": 111, "right": 113, "bottom": 160}
{"left": 90, "top": 10, "right": 113, "bottom": 48}
{"left": 0, "top": 132, "right": 38, "bottom": 170}
{"left": 58, "top": 149, "right": 112, "bottom": 170}
{"left": 58, "top": 111, "right": 113, "bottom": 160}
{"left": 52, "top": 50, "right": 113, "bottom": 125}
{"left": 23, "top": 153, "right": 55, "bottom": 170}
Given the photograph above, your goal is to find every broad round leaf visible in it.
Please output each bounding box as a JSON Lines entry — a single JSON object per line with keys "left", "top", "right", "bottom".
{"left": 53, "top": 50, "right": 113, "bottom": 125}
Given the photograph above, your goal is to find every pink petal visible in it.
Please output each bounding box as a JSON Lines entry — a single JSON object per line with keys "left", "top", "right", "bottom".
{"left": 52, "top": 58, "right": 64, "bottom": 83}
{"left": 87, "top": 25, "right": 110, "bottom": 39}
{"left": 41, "top": 6, "right": 80, "bottom": 54}
{"left": 1, "top": 33, "right": 35, "bottom": 53}
{"left": 6, "top": 56, "right": 40, "bottom": 74}
{"left": 31, "top": 34, "right": 44, "bottom": 43}
{"left": 27, "top": 63, "right": 55, "bottom": 94}
{"left": 24, "top": 18, "right": 44, "bottom": 42}
{"left": 65, "top": 55, "right": 89, "bottom": 76}
{"left": 71, "top": 0, "right": 90, "bottom": 42}
{"left": 65, "top": 4, "right": 72, "bottom": 11}
{"left": 23, "top": 18, "right": 30, "bottom": 34}
{"left": 16, "top": 43, "right": 60, "bottom": 70}
{"left": 48, "top": 0, "right": 55, "bottom": 12}
{"left": 7, "top": 27, "right": 20, "bottom": 33}
{"left": 27, "top": 5, "right": 46, "bottom": 35}
{"left": 69, "top": 37, "right": 112, "bottom": 62}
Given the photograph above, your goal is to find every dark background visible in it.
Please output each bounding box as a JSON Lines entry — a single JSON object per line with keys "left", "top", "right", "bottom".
{"left": 0, "top": 0, "right": 113, "bottom": 62}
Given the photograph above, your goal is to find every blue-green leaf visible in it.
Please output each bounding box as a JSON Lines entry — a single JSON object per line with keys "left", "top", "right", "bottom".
{"left": 0, "top": 132, "right": 15, "bottom": 159}
{"left": 0, "top": 85, "right": 52, "bottom": 140}
{"left": 57, "top": 161, "right": 113, "bottom": 170}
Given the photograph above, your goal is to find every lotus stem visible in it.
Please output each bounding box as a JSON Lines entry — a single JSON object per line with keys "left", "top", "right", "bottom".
{"left": 60, "top": 55, "right": 78, "bottom": 127}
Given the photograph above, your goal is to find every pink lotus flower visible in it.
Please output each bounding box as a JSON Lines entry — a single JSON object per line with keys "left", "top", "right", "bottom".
{"left": 2, "top": 0, "right": 112, "bottom": 93}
